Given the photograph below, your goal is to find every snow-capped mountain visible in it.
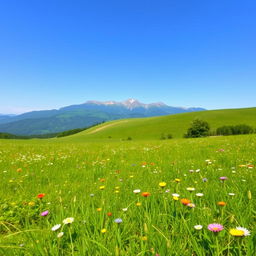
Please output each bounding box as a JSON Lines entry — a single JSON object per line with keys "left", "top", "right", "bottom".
{"left": 0, "top": 99, "right": 205, "bottom": 135}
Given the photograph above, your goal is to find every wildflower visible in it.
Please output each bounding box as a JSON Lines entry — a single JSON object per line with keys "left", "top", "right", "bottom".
{"left": 99, "top": 186, "right": 105, "bottom": 190}
{"left": 208, "top": 223, "right": 223, "bottom": 232}
{"left": 101, "top": 228, "right": 107, "bottom": 233}
{"left": 220, "top": 176, "right": 228, "bottom": 181}
{"left": 90, "top": 193, "right": 95, "bottom": 197}
{"left": 97, "top": 208, "right": 102, "bottom": 212}
{"left": 57, "top": 232, "right": 64, "bottom": 238}
{"left": 229, "top": 229, "right": 245, "bottom": 237}
{"left": 236, "top": 227, "right": 250, "bottom": 236}
{"left": 180, "top": 198, "right": 191, "bottom": 205}
{"left": 37, "top": 193, "right": 45, "bottom": 199}
{"left": 175, "top": 178, "right": 181, "bottom": 183}
{"left": 63, "top": 217, "right": 74, "bottom": 224}
{"left": 136, "top": 202, "right": 142, "bottom": 206}
{"left": 133, "top": 189, "right": 141, "bottom": 194}
{"left": 187, "top": 203, "right": 195, "bottom": 208}
{"left": 114, "top": 218, "right": 123, "bottom": 224}
{"left": 202, "top": 178, "right": 208, "bottom": 182}
{"left": 217, "top": 201, "right": 226, "bottom": 206}
{"left": 122, "top": 208, "right": 128, "bottom": 212}
{"left": 141, "top": 192, "right": 150, "bottom": 197}
{"left": 51, "top": 224, "right": 61, "bottom": 231}
{"left": 172, "top": 193, "right": 180, "bottom": 197}
{"left": 28, "top": 201, "right": 35, "bottom": 206}
{"left": 41, "top": 210, "right": 49, "bottom": 216}
{"left": 187, "top": 187, "right": 195, "bottom": 192}
{"left": 173, "top": 196, "right": 179, "bottom": 201}
{"left": 194, "top": 225, "right": 203, "bottom": 230}
{"left": 159, "top": 182, "right": 166, "bottom": 188}
{"left": 107, "top": 212, "right": 112, "bottom": 216}
{"left": 141, "top": 236, "right": 148, "bottom": 241}
{"left": 196, "top": 193, "right": 204, "bottom": 197}
{"left": 16, "top": 168, "right": 22, "bottom": 173}
{"left": 228, "top": 193, "right": 235, "bottom": 196}
{"left": 100, "top": 178, "right": 105, "bottom": 182}
{"left": 248, "top": 190, "right": 252, "bottom": 200}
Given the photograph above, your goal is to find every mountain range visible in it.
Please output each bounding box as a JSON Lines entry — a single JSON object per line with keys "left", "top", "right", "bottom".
{"left": 0, "top": 99, "right": 205, "bottom": 135}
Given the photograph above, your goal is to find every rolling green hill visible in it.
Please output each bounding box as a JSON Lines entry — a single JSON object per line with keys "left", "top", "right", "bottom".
{"left": 63, "top": 107, "right": 256, "bottom": 141}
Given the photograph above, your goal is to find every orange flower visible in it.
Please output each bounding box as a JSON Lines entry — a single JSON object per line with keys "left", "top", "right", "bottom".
{"left": 100, "top": 178, "right": 106, "bottom": 182}
{"left": 217, "top": 201, "right": 226, "bottom": 206}
{"left": 16, "top": 168, "right": 22, "bottom": 173}
{"left": 180, "top": 198, "right": 191, "bottom": 205}
{"left": 107, "top": 212, "right": 112, "bottom": 216}
{"left": 37, "top": 193, "right": 45, "bottom": 199}
{"left": 141, "top": 192, "right": 150, "bottom": 197}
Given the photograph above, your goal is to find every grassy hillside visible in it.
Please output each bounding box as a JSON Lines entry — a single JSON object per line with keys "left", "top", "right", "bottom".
{"left": 64, "top": 107, "right": 256, "bottom": 140}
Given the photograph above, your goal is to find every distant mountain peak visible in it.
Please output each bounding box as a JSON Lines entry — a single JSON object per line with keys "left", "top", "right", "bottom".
{"left": 85, "top": 99, "right": 168, "bottom": 109}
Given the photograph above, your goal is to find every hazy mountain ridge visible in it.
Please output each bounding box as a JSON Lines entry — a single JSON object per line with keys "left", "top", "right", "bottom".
{"left": 0, "top": 99, "right": 205, "bottom": 135}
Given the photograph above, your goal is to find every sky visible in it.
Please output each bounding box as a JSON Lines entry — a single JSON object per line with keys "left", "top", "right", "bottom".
{"left": 0, "top": 0, "right": 255, "bottom": 114}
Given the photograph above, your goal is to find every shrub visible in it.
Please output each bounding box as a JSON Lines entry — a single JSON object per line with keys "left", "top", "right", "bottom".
{"left": 216, "top": 124, "right": 254, "bottom": 136}
{"left": 184, "top": 119, "right": 210, "bottom": 138}
{"left": 160, "top": 133, "right": 173, "bottom": 140}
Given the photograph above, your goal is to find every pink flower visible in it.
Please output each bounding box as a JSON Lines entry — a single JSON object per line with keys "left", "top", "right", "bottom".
{"left": 208, "top": 223, "right": 223, "bottom": 232}
{"left": 41, "top": 210, "right": 49, "bottom": 216}
{"left": 220, "top": 176, "right": 228, "bottom": 181}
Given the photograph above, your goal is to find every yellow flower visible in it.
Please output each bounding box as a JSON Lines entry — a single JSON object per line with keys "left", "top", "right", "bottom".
{"left": 114, "top": 190, "right": 120, "bottom": 194}
{"left": 175, "top": 178, "right": 181, "bottom": 183}
{"left": 28, "top": 201, "right": 35, "bottom": 206}
{"left": 101, "top": 228, "right": 107, "bottom": 233}
{"left": 136, "top": 202, "right": 142, "bottom": 206}
{"left": 63, "top": 217, "right": 74, "bottom": 224}
{"left": 159, "top": 182, "right": 167, "bottom": 188}
{"left": 99, "top": 186, "right": 105, "bottom": 190}
{"left": 129, "top": 175, "right": 134, "bottom": 178}
{"left": 173, "top": 196, "right": 179, "bottom": 201}
{"left": 141, "top": 236, "right": 148, "bottom": 241}
{"left": 229, "top": 229, "right": 244, "bottom": 236}
{"left": 97, "top": 208, "right": 102, "bottom": 212}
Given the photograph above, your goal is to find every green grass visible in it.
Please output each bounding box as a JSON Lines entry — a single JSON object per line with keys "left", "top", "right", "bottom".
{"left": 65, "top": 107, "right": 256, "bottom": 140}
{"left": 0, "top": 134, "right": 255, "bottom": 255}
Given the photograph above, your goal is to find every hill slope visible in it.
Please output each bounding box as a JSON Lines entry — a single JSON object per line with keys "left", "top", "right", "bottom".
{"left": 64, "top": 107, "right": 256, "bottom": 140}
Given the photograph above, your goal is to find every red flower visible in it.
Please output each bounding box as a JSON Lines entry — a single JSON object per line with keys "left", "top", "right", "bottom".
{"left": 141, "top": 192, "right": 150, "bottom": 197}
{"left": 107, "top": 212, "right": 112, "bottom": 217}
{"left": 37, "top": 193, "right": 45, "bottom": 199}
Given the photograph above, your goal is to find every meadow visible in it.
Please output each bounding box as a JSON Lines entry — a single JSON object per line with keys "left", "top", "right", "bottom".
{"left": 0, "top": 134, "right": 255, "bottom": 255}
{"left": 66, "top": 107, "right": 256, "bottom": 140}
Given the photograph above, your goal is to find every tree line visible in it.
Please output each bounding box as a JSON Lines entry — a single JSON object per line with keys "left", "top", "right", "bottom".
{"left": 184, "top": 119, "right": 255, "bottom": 138}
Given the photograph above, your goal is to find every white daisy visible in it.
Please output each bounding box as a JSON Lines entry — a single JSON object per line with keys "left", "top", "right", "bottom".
{"left": 51, "top": 224, "right": 61, "bottom": 231}
{"left": 57, "top": 232, "right": 64, "bottom": 238}
{"left": 194, "top": 225, "right": 203, "bottom": 230}
{"left": 236, "top": 227, "right": 250, "bottom": 236}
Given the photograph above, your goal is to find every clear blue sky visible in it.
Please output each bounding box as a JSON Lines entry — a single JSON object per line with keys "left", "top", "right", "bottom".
{"left": 0, "top": 0, "right": 255, "bottom": 114}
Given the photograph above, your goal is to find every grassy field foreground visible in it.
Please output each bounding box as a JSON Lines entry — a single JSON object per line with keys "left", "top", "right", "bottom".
{"left": 0, "top": 135, "right": 255, "bottom": 255}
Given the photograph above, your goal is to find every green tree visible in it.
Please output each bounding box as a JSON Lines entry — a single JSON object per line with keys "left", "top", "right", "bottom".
{"left": 185, "top": 119, "right": 210, "bottom": 138}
